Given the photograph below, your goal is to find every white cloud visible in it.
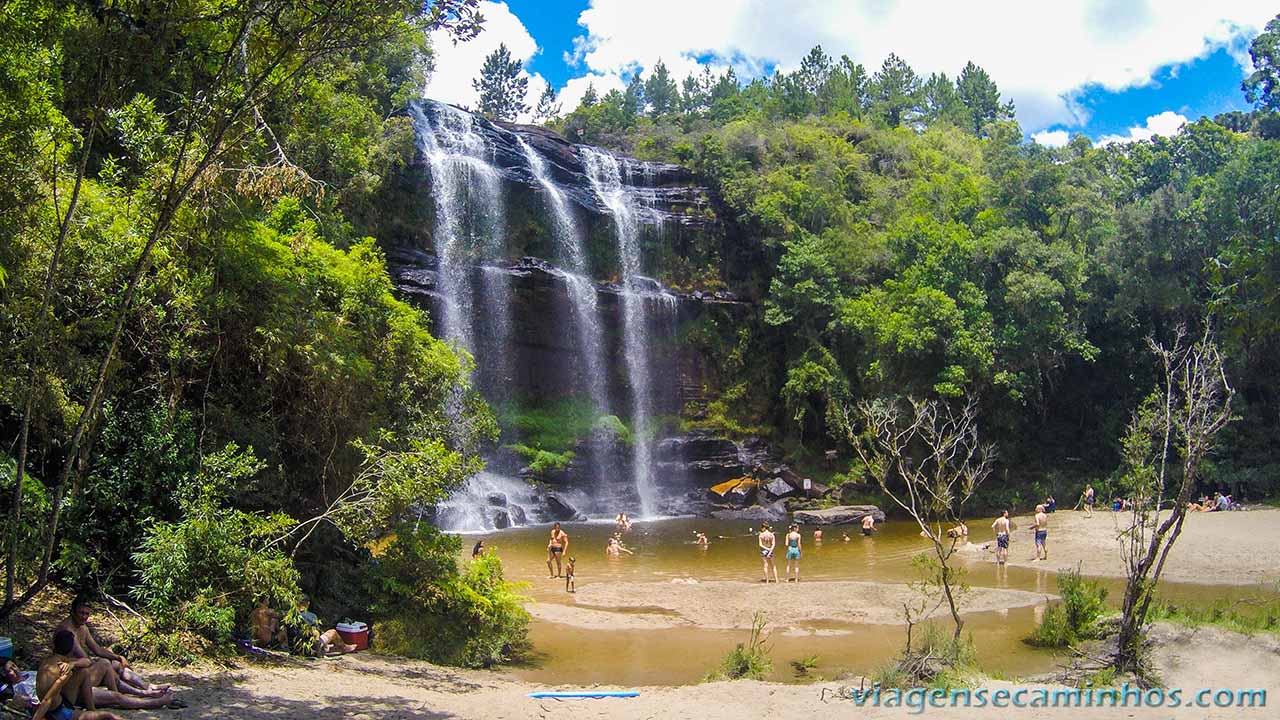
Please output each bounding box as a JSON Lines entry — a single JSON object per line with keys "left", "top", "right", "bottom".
{"left": 555, "top": 0, "right": 1277, "bottom": 131}
{"left": 425, "top": 1, "right": 546, "bottom": 120}
{"left": 1031, "top": 129, "right": 1071, "bottom": 148}
{"left": 1097, "top": 110, "right": 1189, "bottom": 145}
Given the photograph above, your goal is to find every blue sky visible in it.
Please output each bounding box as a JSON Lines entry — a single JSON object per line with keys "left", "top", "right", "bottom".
{"left": 426, "top": 1, "right": 1274, "bottom": 146}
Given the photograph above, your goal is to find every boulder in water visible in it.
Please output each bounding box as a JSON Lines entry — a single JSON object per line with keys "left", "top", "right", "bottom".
{"left": 545, "top": 494, "right": 579, "bottom": 521}
{"left": 509, "top": 505, "right": 527, "bottom": 525}
{"left": 493, "top": 509, "right": 511, "bottom": 529}
{"left": 724, "top": 482, "right": 757, "bottom": 507}
{"left": 793, "top": 505, "right": 885, "bottom": 526}
{"left": 487, "top": 492, "right": 508, "bottom": 507}
{"left": 710, "top": 501, "right": 789, "bottom": 522}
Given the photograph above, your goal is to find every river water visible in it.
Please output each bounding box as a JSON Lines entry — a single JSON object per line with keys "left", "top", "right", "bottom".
{"left": 464, "top": 517, "right": 1271, "bottom": 685}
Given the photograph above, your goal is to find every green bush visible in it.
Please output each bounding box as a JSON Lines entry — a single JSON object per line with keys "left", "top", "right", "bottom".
{"left": 705, "top": 612, "right": 772, "bottom": 681}
{"left": 369, "top": 522, "right": 529, "bottom": 668}
{"left": 1029, "top": 567, "right": 1108, "bottom": 647}
{"left": 131, "top": 444, "right": 302, "bottom": 659}
{"left": 509, "top": 444, "right": 575, "bottom": 475}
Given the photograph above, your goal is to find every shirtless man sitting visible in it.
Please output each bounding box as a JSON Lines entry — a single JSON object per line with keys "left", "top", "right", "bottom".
{"left": 57, "top": 597, "right": 167, "bottom": 698}
{"left": 31, "top": 631, "right": 123, "bottom": 720}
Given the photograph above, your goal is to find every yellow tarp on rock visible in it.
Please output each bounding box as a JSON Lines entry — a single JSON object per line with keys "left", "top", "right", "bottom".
{"left": 709, "top": 476, "right": 757, "bottom": 496}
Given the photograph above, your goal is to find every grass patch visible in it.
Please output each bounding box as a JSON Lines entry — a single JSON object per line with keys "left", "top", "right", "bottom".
{"left": 705, "top": 612, "right": 772, "bottom": 681}
{"left": 873, "top": 622, "right": 978, "bottom": 690}
{"left": 790, "top": 654, "right": 819, "bottom": 677}
{"left": 1147, "top": 595, "right": 1280, "bottom": 635}
{"left": 1028, "top": 566, "right": 1108, "bottom": 647}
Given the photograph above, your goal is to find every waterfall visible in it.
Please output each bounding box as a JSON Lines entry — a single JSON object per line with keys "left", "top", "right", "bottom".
{"left": 411, "top": 103, "right": 512, "bottom": 400}
{"left": 517, "top": 137, "right": 610, "bottom": 415}
{"left": 580, "top": 147, "right": 663, "bottom": 517}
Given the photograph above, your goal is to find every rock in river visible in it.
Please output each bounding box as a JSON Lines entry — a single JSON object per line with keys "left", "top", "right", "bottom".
{"left": 792, "top": 505, "right": 885, "bottom": 526}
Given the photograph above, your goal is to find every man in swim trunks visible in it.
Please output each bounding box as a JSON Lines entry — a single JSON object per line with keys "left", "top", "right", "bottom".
{"left": 758, "top": 523, "right": 778, "bottom": 583}
{"left": 547, "top": 522, "right": 569, "bottom": 578}
{"left": 991, "top": 510, "right": 1011, "bottom": 565}
{"left": 1081, "top": 485, "right": 1095, "bottom": 518}
{"left": 32, "top": 632, "right": 123, "bottom": 720}
{"left": 57, "top": 597, "right": 166, "bottom": 698}
{"left": 784, "top": 524, "right": 802, "bottom": 582}
{"left": 1030, "top": 504, "right": 1049, "bottom": 561}
{"left": 861, "top": 514, "right": 875, "bottom": 536}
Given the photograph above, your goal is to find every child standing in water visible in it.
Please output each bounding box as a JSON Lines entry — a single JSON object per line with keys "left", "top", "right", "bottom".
{"left": 784, "top": 524, "right": 803, "bottom": 582}
{"left": 565, "top": 557, "right": 576, "bottom": 593}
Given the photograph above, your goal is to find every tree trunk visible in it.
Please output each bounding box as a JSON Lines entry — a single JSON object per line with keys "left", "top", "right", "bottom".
{"left": 4, "top": 119, "right": 97, "bottom": 606}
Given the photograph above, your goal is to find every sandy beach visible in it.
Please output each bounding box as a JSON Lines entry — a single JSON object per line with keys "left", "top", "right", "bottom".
{"left": 991, "top": 507, "right": 1280, "bottom": 585}
{"left": 528, "top": 579, "right": 1051, "bottom": 630}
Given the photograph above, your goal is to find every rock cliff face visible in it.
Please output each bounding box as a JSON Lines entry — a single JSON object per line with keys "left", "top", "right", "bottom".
{"left": 383, "top": 100, "right": 769, "bottom": 527}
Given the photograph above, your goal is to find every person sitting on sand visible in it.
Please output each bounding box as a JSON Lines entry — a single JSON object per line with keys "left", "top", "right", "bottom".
{"left": 293, "top": 597, "right": 357, "bottom": 656}
{"left": 565, "top": 557, "right": 576, "bottom": 593}
{"left": 547, "top": 522, "right": 569, "bottom": 578}
{"left": 784, "top": 524, "right": 802, "bottom": 583}
{"left": 1030, "top": 504, "right": 1049, "bottom": 561}
{"left": 31, "top": 634, "right": 125, "bottom": 720}
{"left": 250, "top": 598, "right": 288, "bottom": 649}
{"left": 758, "top": 523, "right": 778, "bottom": 583}
{"left": 13, "top": 634, "right": 180, "bottom": 717}
{"left": 991, "top": 510, "right": 1011, "bottom": 565}
{"left": 57, "top": 597, "right": 167, "bottom": 698}
{"left": 946, "top": 522, "right": 968, "bottom": 539}
{"left": 861, "top": 514, "right": 875, "bottom": 536}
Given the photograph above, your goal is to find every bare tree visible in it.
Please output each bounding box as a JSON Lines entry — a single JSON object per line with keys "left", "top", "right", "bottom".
{"left": 1113, "top": 326, "right": 1234, "bottom": 674}
{"left": 837, "top": 396, "right": 995, "bottom": 639}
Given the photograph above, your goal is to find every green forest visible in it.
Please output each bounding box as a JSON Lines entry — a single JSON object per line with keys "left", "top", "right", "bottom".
{"left": 3, "top": 0, "right": 1280, "bottom": 672}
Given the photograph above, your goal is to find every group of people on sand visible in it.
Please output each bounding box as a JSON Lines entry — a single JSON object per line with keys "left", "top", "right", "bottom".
{"left": 544, "top": 522, "right": 576, "bottom": 593}
{"left": 248, "top": 596, "right": 356, "bottom": 656}
{"left": 3, "top": 597, "right": 183, "bottom": 720}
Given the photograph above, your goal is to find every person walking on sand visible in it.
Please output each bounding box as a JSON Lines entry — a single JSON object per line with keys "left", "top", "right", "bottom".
{"left": 991, "top": 510, "right": 1011, "bottom": 565}
{"left": 1081, "top": 485, "right": 1095, "bottom": 517}
{"left": 1030, "top": 504, "right": 1049, "bottom": 562}
{"left": 784, "top": 524, "right": 803, "bottom": 582}
{"left": 547, "top": 522, "right": 569, "bottom": 578}
{"left": 758, "top": 523, "right": 778, "bottom": 583}
{"left": 861, "top": 514, "right": 875, "bottom": 536}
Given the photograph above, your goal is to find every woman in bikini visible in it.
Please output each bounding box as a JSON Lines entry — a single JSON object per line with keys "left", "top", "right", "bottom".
{"left": 757, "top": 523, "right": 778, "bottom": 583}
{"left": 784, "top": 524, "right": 802, "bottom": 582}
{"left": 546, "top": 522, "right": 569, "bottom": 578}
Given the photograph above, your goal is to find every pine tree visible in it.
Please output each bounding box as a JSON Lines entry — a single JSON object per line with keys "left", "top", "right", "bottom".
{"left": 870, "top": 53, "right": 922, "bottom": 128}
{"left": 472, "top": 43, "right": 528, "bottom": 121}
{"left": 533, "top": 85, "right": 561, "bottom": 123}
{"left": 580, "top": 82, "right": 599, "bottom": 108}
{"left": 623, "top": 73, "right": 645, "bottom": 123}
{"left": 644, "top": 59, "right": 679, "bottom": 117}
{"left": 956, "top": 61, "right": 1011, "bottom": 135}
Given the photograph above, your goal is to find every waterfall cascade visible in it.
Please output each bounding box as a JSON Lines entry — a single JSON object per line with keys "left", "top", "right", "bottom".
{"left": 402, "top": 100, "right": 734, "bottom": 531}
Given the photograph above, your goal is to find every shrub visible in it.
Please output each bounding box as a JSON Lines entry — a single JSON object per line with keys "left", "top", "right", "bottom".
{"left": 131, "top": 444, "right": 302, "bottom": 660}
{"left": 1029, "top": 566, "right": 1108, "bottom": 647}
{"left": 369, "top": 522, "right": 529, "bottom": 668}
{"left": 705, "top": 612, "right": 772, "bottom": 681}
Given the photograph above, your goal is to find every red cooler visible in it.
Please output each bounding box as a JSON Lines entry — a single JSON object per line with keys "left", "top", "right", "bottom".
{"left": 335, "top": 621, "right": 369, "bottom": 651}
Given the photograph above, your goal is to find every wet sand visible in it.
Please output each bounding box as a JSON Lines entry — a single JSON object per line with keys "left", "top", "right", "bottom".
{"left": 527, "top": 579, "right": 1052, "bottom": 630}
{"left": 126, "top": 622, "right": 1280, "bottom": 719}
